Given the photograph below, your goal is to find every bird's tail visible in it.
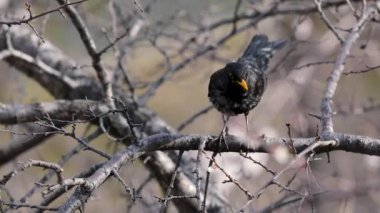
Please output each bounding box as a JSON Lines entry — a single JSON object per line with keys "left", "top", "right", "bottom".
{"left": 239, "top": 34, "right": 286, "bottom": 71}
{"left": 242, "top": 34, "right": 286, "bottom": 59}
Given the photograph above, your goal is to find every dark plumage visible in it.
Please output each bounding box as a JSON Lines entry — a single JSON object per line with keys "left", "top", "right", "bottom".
{"left": 208, "top": 34, "right": 286, "bottom": 130}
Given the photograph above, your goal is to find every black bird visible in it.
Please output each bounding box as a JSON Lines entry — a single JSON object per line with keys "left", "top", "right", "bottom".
{"left": 208, "top": 34, "right": 286, "bottom": 136}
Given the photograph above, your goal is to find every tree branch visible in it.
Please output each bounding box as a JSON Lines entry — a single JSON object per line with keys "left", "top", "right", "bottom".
{"left": 57, "top": 132, "right": 380, "bottom": 212}
{"left": 0, "top": 100, "right": 107, "bottom": 125}
{"left": 320, "top": 5, "right": 377, "bottom": 135}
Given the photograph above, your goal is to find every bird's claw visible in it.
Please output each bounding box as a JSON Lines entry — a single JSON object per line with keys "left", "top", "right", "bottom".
{"left": 217, "top": 126, "right": 229, "bottom": 154}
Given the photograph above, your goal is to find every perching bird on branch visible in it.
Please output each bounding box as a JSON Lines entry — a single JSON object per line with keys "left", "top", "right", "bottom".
{"left": 208, "top": 34, "right": 286, "bottom": 138}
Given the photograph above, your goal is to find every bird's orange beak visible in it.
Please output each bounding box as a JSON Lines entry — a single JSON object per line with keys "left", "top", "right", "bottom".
{"left": 236, "top": 79, "right": 248, "bottom": 91}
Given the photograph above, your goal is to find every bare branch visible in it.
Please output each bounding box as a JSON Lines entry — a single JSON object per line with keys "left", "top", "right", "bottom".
{"left": 0, "top": 0, "right": 87, "bottom": 25}
{"left": 56, "top": 0, "right": 114, "bottom": 108}
{"left": 1, "top": 202, "right": 58, "bottom": 211}
{"left": 0, "top": 100, "right": 107, "bottom": 125}
{"left": 195, "top": 138, "right": 206, "bottom": 212}
{"left": 313, "top": 0, "right": 345, "bottom": 43}
{"left": 19, "top": 128, "right": 103, "bottom": 203}
{"left": 159, "top": 151, "right": 184, "bottom": 212}
{"left": 1, "top": 160, "right": 63, "bottom": 186}
{"left": 204, "top": 151, "right": 254, "bottom": 200}
{"left": 320, "top": 5, "right": 377, "bottom": 135}
{"left": 177, "top": 105, "right": 213, "bottom": 131}
{"left": 344, "top": 64, "right": 380, "bottom": 75}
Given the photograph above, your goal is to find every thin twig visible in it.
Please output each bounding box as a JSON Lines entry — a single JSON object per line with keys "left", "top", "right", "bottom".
{"left": 344, "top": 64, "right": 380, "bottom": 75}
{"left": 0, "top": 0, "right": 87, "bottom": 25}
{"left": 1, "top": 202, "right": 58, "bottom": 211}
{"left": 56, "top": 0, "right": 114, "bottom": 108}
{"left": 195, "top": 138, "right": 207, "bottom": 211}
{"left": 293, "top": 60, "right": 335, "bottom": 70}
{"left": 202, "top": 151, "right": 217, "bottom": 212}
{"left": 238, "top": 140, "right": 336, "bottom": 212}
{"left": 19, "top": 128, "right": 103, "bottom": 203}
{"left": 313, "top": 0, "right": 344, "bottom": 43}
{"left": 111, "top": 169, "right": 136, "bottom": 201}
{"left": 204, "top": 151, "right": 254, "bottom": 200}
{"left": 231, "top": 0, "right": 242, "bottom": 33}
{"left": 0, "top": 160, "right": 63, "bottom": 186}
{"left": 320, "top": 5, "right": 377, "bottom": 135}
{"left": 239, "top": 153, "right": 275, "bottom": 175}
{"left": 159, "top": 151, "right": 184, "bottom": 212}
{"left": 177, "top": 105, "right": 214, "bottom": 131}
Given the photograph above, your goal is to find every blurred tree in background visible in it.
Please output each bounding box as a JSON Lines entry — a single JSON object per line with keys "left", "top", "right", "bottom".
{"left": 0, "top": 0, "right": 380, "bottom": 212}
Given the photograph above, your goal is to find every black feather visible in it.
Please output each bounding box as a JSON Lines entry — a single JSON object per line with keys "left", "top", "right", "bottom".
{"left": 239, "top": 34, "right": 287, "bottom": 72}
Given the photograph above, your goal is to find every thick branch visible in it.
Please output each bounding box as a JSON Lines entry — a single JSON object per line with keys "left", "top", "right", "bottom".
{"left": 58, "top": 132, "right": 380, "bottom": 212}
{"left": 56, "top": 0, "right": 113, "bottom": 107}
{"left": 0, "top": 100, "right": 107, "bottom": 125}
{"left": 0, "top": 25, "right": 102, "bottom": 100}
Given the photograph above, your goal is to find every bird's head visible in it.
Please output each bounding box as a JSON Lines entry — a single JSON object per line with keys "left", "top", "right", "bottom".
{"left": 227, "top": 64, "right": 249, "bottom": 93}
